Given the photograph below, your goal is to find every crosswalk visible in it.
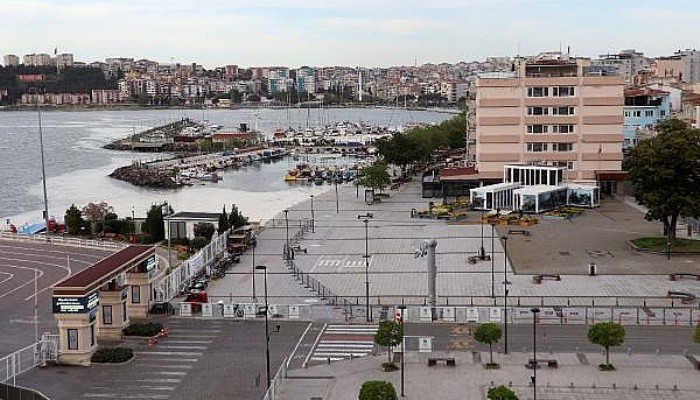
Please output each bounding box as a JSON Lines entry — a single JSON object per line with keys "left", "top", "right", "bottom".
{"left": 315, "top": 257, "right": 370, "bottom": 269}
{"left": 80, "top": 319, "right": 220, "bottom": 399}
{"left": 309, "top": 324, "right": 377, "bottom": 364}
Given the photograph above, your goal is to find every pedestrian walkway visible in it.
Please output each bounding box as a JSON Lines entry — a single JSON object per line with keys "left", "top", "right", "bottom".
{"left": 307, "top": 324, "right": 377, "bottom": 366}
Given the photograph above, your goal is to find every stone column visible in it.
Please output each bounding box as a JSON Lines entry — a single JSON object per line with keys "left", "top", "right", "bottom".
{"left": 55, "top": 312, "right": 97, "bottom": 366}
{"left": 97, "top": 287, "right": 129, "bottom": 341}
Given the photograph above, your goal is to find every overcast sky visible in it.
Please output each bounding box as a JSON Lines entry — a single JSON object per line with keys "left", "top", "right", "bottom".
{"left": 2, "top": 0, "right": 698, "bottom": 69}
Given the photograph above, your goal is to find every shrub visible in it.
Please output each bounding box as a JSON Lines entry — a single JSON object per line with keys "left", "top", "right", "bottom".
{"left": 91, "top": 347, "right": 133, "bottom": 363}
{"left": 381, "top": 362, "right": 399, "bottom": 372}
{"left": 358, "top": 380, "right": 398, "bottom": 400}
{"left": 487, "top": 385, "right": 518, "bottom": 400}
{"left": 122, "top": 322, "right": 162, "bottom": 337}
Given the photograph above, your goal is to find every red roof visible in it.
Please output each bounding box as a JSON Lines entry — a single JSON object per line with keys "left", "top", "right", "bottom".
{"left": 440, "top": 166, "right": 478, "bottom": 178}
{"left": 624, "top": 88, "right": 669, "bottom": 97}
{"left": 54, "top": 245, "right": 154, "bottom": 295}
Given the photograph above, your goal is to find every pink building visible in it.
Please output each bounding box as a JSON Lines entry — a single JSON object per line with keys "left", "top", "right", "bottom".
{"left": 475, "top": 53, "right": 625, "bottom": 195}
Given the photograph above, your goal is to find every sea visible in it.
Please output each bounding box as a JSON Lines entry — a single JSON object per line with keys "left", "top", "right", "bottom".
{"left": 0, "top": 107, "right": 453, "bottom": 227}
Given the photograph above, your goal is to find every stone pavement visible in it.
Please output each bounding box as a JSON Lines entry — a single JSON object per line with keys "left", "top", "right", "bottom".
{"left": 279, "top": 351, "right": 700, "bottom": 400}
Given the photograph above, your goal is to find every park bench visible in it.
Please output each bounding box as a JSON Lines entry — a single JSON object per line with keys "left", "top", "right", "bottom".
{"left": 508, "top": 229, "right": 532, "bottom": 236}
{"left": 669, "top": 273, "right": 700, "bottom": 281}
{"left": 667, "top": 290, "right": 696, "bottom": 304}
{"left": 527, "top": 359, "right": 558, "bottom": 369}
{"left": 533, "top": 274, "right": 561, "bottom": 284}
{"left": 428, "top": 357, "right": 456, "bottom": 367}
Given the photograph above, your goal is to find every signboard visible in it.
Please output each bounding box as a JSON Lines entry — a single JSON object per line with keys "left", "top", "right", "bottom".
{"left": 419, "top": 307, "right": 432, "bottom": 322}
{"left": 268, "top": 304, "right": 279, "bottom": 317}
{"left": 489, "top": 307, "right": 502, "bottom": 322}
{"left": 441, "top": 307, "right": 455, "bottom": 322}
{"left": 139, "top": 254, "right": 157, "bottom": 275}
{"left": 539, "top": 307, "right": 558, "bottom": 319}
{"left": 289, "top": 305, "right": 300, "bottom": 319}
{"left": 201, "top": 303, "right": 213, "bottom": 317}
{"left": 244, "top": 303, "right": 257, "bottom": 318}
{"left": 465, "top": 307, "right": 479, "bottom": 323}
{"left": 419, "top": 337, "right": 433, "bottom": 353}
{"left": 223, "top": 303, "right": 236, "bottom": 317}
{"left": 613, "top": 308, "right": 636, "bottom": 324}
{"left": 563, "top": 307, "right": 585, "bottom": 323}
{"left": 52, "top": 291, "right": 99, "bottom": 314}
{"left": 364, "top": 189, "right": 375, "bottom": 205}
{"left": 120, "top": 287, "right": 128, "bottom": 301}
{"left": 179, "top": 302, "right": 192, "bottom": 317}
{"left": 589, "top": 308, "right": 612, "bottom": 323}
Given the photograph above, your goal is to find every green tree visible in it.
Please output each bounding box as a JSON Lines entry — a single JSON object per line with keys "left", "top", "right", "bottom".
{"left": 625, "top": 119, "right": 700, "bottom": 242}
{"left": 194, "top": 222, "right": 216, "bottom": 240}
{"left": 64, "top": 204, "right": 85, "bottom": 235}
{"left": 358, "top": 380, "right": 398, "bottom": 400}
{"left": 374, "top": 320, "right": 402, "bottom": 364}
{"left": 358, "top": 161, "right": 392, "bottom": 193}
{"left": 144, "top": 204, "right": 166, "bottom": 243}
{"left": 587, "top": 322, "right": 625, "bottom": 368}
{"left": 191, "top": 236, "right": 209, "bottom": 250}
{"left": 218, "top": 206, "right": 230, "bottom": 234}
{"left": 474, "top": 323, "right": 503, "bottom": 366}
{"left": 228, "top": 204, "right": 249, "bottom": 229}
{"left": 694, "top": 325, "right": 700, "bottom": 345}
{"left": 487, "top": 385, "right": 519, "bottom": 400}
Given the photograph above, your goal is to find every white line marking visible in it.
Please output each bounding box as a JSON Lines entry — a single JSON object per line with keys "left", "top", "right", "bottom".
{"left": 302, "top": 323, "right": 327, "bottom": 368}
{"left": 286, "top": 322, "right": 313, "bottom": 370}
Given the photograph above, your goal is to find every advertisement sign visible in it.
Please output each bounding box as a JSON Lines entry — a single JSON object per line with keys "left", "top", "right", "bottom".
{"left": 419, "top": 307, "right": 432, "bottom": 321}
{"left": 201, "top": 303, "right": 213, "bottom": 317}
{"left": 465, "top": 307, "right": 480, "bottom": 323}
{"left": 489, "top": 307, "right": 502, "bottom": 322}
{"left": 179, "top": 302, "right": 192, "bottom": 317}
{"left": 289, "top": 305, "right": 300, "bottom": 319}
{"left": 223, "top": 303, "right": 236, "bottom": 317}
{"left": 52, "top": 291, "right": 99, "bottom": 314}
{"left": 419, "top": 337, "right": 433, "bottom": 353}
{"left": 441, "top": 307, "right": 455, "bottom": 322}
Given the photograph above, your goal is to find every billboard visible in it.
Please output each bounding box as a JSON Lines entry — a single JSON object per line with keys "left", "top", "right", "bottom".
{"left": 52, "top": 291, "right": 99, "bottom": 314}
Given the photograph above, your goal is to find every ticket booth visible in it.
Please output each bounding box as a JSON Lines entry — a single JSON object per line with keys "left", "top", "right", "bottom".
{"left": 52, "top": 245, "right": 155, "bottom": 366}
{"left": 126, "top": 253, "right": 158, "bottom": 320}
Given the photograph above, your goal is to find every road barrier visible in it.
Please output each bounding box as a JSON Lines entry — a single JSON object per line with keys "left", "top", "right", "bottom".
{"left": 0, "top": 232, "right": 127, "bottom": 250}
{"left": 261, "top": 356, "right": 287, "bottom": 400}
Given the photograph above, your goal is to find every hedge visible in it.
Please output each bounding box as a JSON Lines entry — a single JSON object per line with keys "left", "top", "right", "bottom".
{"left": 122, "top": 322, "right": 162, "bottom": 337}
{"left": 91, "top": 347, "right": 133, "bottom": 363}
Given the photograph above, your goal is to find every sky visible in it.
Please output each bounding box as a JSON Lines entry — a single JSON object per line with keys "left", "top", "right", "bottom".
{"left": 1, "top": 0, "right": 699, "bottom": 69}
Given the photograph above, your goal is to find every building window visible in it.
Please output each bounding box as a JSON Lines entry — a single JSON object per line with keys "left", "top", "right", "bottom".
{"left": 132, "top": 285, "right": 141, "bottom": 304}
{"left": 527, "top": 106, "right": 549, "bottom": 115}
{"left": 90, "top": 323, "right": 95, "bottom": 347}
{"left": 527, "top": 125, "right": 548, "bottom": 134}
{"left": 526, "top": 143, "right": 548, "bottom": 152}
{"left": 122, "top": 301, "right": 127, "bottom": 322}
{"left": 68, "top": 329, "right": 79, "bottom": 350}
{"left": 102, "top": 305, "right": 113, "bottom": 325}
{"left": 552, "top": 143, "right": 573, "bottom": 152}
{"left": 527, "top": 87, "right": 549, "bottom": 97}
{"left": 645, "top": 110, "right": 654, "bottom": 117}
{"left": 552, "top": 124, "right": 574, "bottom": 134}
{"left": 552, "top": 106, "right": 575, "bottom": 115}
{"left": 633, "top": 110, "right": 641, "bottom": 117}
{"left": 660, "top": 110, "right": 666, "bottom": 117}
{"left": 624, "top": 111, "right": 630, "bottom": 117}
{"left": 553, "top": 86, "right": 575, "bottom": 97}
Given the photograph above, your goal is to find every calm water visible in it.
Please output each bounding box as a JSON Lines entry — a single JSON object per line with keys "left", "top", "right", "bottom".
{"left": 0, "top": 108, "right": 452, "bottom": 226}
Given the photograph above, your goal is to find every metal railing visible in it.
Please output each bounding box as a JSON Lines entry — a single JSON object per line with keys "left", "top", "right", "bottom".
{"left": 0, "top": 344, "right": 39, "bottom": 386}
{"left": 261, "top": 357, "right": 287, "bottom": 400}
{"left": 0, "top": 232, "right": 127, "bottom": 250}
{"left": 0, "top": 383, "right": 51, "bottom": 400}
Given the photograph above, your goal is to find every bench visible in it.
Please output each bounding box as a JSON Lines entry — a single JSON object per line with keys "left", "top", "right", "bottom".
{"left": 533, "top": 274, "right": 561, "bottom": 284}
{"left": 527, "top": 359, "right": 558, "bottom": 369}
{"left": 428, "top": 357, "right": 456, "bottom": 367}
{"left": 508, "top": 229, "right": 532, "bottom": 236}
{"left": 669, "top": 273, "right": 700, "bottom": 281}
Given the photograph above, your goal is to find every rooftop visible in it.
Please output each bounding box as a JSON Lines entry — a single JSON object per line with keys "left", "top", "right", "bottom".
{"left": 167, "top": 211, "right": 221, "bottom": 220}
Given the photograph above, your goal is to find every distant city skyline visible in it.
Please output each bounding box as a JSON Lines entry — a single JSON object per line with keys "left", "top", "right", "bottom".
{"left": 2, "top": 0, "right": 699, "bottom": 68}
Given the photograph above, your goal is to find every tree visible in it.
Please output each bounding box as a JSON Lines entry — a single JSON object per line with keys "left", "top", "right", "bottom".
{"left": 625, "top": 119, "right": 700, "bottom": 242}
{"left": 694, "top": 325, "right": 700, "bottom": 345}
{"left": 588, "top": 322, "right": 625, "bottom": 368}
{"left": 65, "top": 204, "right": 85, "bottom": 236}
{"left": 474, "top": 323, "right": 503, "bottom": 366}
{"left": 358, "top": 380, "right": 398, "bottom": 400}
{"left": 373, "top": 320, "right": 402, "bottom": 365}
{"left": 81, "top": 201, "right": 114, "bottom": 221}
{"left": 358, "top": 161, "right": 392, "bottom": 193}
{"left": 194, "top": 222, "right": 216, "bottom": 240}
{"left": 228, "top": 204, "right": 249, "bottom": 229}
{"left": 487, "top": 385, "right": 519, "bottom": 400}
{"left": 143, "top": 204, "right": 166, "bottom": 243}
{"left": 218, "top": 206, "right": 230, "bottom": 234}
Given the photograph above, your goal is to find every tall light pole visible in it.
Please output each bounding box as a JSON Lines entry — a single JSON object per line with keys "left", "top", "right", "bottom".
{"left": 334, "top": 178, "right": 339, "bottom": 214}
{"left": 531, "top": 307, "right": 541, "bottom": 400}
{"left": 255, "top": 265, "right": 271, "bottom": 389}
{"left": 252, "top": 242, "right": 257, "bottom": 301}
{"left": 489, "top": 222, "right": 496, "bottom": 298}
{"left": 501, "top": 235, "right": 510, "bottom": 354}
{"left": 283, "top": 209, "right": 290, "bottom": 260}
{"left": 479, "top": 210, "right": 485, "bottom": 259}
{"left": 398, "top": 305, "right": 406, "bottom": 397}
{"left": 358, "top": 213, "right": 373, "bottom": 322}
{"left": 37, "top": 99, "right": 50, "bottom": 235}
{"left": 309, "top": 195, "right": 315, "bottom": 233}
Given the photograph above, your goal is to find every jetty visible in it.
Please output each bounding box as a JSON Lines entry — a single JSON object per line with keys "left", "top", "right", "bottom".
{"left": 103, "top": 118, "right": 218, "bottom": 152}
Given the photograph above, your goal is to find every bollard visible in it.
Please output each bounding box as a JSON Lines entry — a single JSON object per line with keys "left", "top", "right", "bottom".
{"left": 327, "top": 357, "right": 331, "bottom": 364}
{"left": 673, "top": 384, "right": 678, "bottom": 391}
{"left": 612, "top": 383, "right": 616, "bottom": 389}
{"left": 633, "top": 385, "right": 638, "bottom": 390}
{"left": 655, "top": 384, "right": 659, "bottom": 390}
{"left": 570, "top": 382, "right": 574, "bottom": 388}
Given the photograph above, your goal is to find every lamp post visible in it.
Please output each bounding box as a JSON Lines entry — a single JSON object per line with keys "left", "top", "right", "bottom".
{"left": 37, "top": 98, "right": 50, "bottom": 236}
{"left": 358, "top": 213, "right": 373, "bottom": 322}
{"left": 255, "top": 265, "right": 271, "bottom": 389}
{"left": 479, "top": 210, "right": 485, "bottom": 259}
{"left": 283, "top": 209, "right": 290, "bottom": 260}
{"left": 252, "top": 243, "right": 257, "bottom": 301}
{"left": 132, "top": 206, "right": 135, "bottom": 237}
{"left": 501, "top": 235, "right": 510, "bottom": 354}
{"left": 531, "top": 307, "right": 541, "bottom": 400}
{"left": 489, "top": 222, "right": 496, "bottom": 298}
{"left": 398, "top": 305, "right": 407, "bottom": 397}
{"left": 334, "top": 179, "right": 339, "bottom": 214}
{"left": 309, "top": 195, "right": 315, "bottom": 233}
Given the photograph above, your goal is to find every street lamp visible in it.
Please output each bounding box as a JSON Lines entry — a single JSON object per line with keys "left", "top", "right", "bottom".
{"left": 283, "top": 209, "right": 290, "bottom": 260}
{"left": 255, "top": 265, "right": 271, "bottom": 389}
{"left": 37, "top": 97, "right": 50, "bottom": 236}
{"left": 252, "top": 242, "right": 257, "bottom": 302}
{"left": 397, "top": 305, "right": 407, "bottom": 397}
{"left": 531, "top": 307, "right": 541, "bottom": 400}
{"left": 501, "top": 235, "right": 510, "bottom": 354}
{"left": 309, "top": 195, "right": 315, "bottom": 233}
{"left": 335, "top": 178, "right": 339, "bottom": 214}
{"left": 479, "top": 210, "right": 486, "bottom": 259}
{"left": 489, "top": 221, "right": 496, "bottom": 299}
{"left": 358, "top": 213, "right": 374, "bottom": 322}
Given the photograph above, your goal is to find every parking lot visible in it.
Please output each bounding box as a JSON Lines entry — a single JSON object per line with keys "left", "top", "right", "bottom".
{"left": 0, "top": 239, "right": 112, "bottom": 356}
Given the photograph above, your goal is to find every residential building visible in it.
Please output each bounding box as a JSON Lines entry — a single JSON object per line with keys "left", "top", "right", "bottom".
{"left": 21, "top": 93, "right": 90, "bottom": 105}
{"left": 296, "top": 66, "right": 316, "bottom": 94}
{"left": 91, "top": 89, "right": 125, "bottom": 105}
{"left": 623, "top": 88, "right": 670, "bottom": 148}
{"left": 3, "top": 54, "right": 19, "bottom": 66}
{"left": 23, "top": 53, "right": 52, "bottom": 66}
{"left": 594, "top": 49, "right": 649, "bottom": 84}
{"left": 55, "top": 53, "right": 74, "bottom": 69}
{"left": 654, "top": 50, "right": 700, "bottom": 84}
{"left": 475, "top": 52, "right": 624, "bottom": 196}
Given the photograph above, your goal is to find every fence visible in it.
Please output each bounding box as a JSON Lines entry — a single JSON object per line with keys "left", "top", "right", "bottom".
{"left": 0, "top": 232, "right": 127, "bottom": 250}
{"left": 0, "top": 383, "right": 50, "bottom": 400}
{"left": 261, "top": 357, "right": 287, "bottom": 400}
{"left": 0, "top": 335, "right": 58, "bottom": 388}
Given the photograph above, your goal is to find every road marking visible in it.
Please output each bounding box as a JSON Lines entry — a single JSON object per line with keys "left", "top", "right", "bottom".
{"left": 302, "top": 323, "right": 327, "bottom": 368}
{"left": 82, "top": 394, "right": 169, "bottom": 399}
{"left": 153, "top": 345, "right": 208, "bottom": 350}
{"left": 134, "top": 351, "right": 203, "bottom": 357}
{"left": 286, "top": 322, "right": 313, "bottom": 369}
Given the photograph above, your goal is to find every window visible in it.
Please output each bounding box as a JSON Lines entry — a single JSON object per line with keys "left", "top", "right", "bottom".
{"left": 527, "top": 87, "right": 549, "bottom": 97}
{"left": 552, "top": 124, "right": 574, "bottom": 134}
{"left": 102, "top": 305, "right": 113, "bottom": 325}
{"left": 527, "top": 125, "right": 548, "bottom": 134}
{"left": 552, "top": 143, "right": 573, "bottom": 152}
{"left": 633, "top": 110, "right": 641, "bottom": 117}
{"left": 624, "top": 111, "right": 630, "bottom": 117}
{"left": 68, "top": 329, "right": 79, "bottom": 350}
{"left": 552, "top": 106, "right": 575, "bottom": 115}
{"left": 553, "top": 86, "right": 575, "bottom": 97}
{"left": 527, "top": 106, "right": 548, "bottom": 115}
{"left": 527, "top": 143, "right": 548, "bottom": 152}
{"left": 90, "top": 323, "right": 95, "bottom": 347}
{"left": 645, "top": 110, "right": 654, "bottom": 117}
{"left": 132, "top": 285, "right": 140, "bottom": 304}
{"left": 660, "top": 110, "right": 666, "bottom": 117}
{"left": 122, "top": 301, "right": 127, "bottom": 322}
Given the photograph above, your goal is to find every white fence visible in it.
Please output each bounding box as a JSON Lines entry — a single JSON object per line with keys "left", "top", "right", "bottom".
{"left": 262, "top": 357, "right": 287, "bottom": 400}
{"left": 0, "top": 232, "right": 128, "bottom": 250}
{"left": 0, "top": 335, "right": 59, "bottom": 386}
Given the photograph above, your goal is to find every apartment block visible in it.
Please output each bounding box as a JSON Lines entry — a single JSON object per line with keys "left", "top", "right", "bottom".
{"left": 475, "top": 52, "right": 624, "bottom": 194}
{"left": 23, "top": 53, "right": 52, "bottom": 66}
{"left": 3, "top": 54, "right": 20, "bottom": 66}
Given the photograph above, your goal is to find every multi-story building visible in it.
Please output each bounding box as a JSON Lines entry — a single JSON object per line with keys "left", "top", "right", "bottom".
{"left": 654, "top": 50, "right": 700, "bottom": 84}
{"left": 23, "top": 53, "right": 52, "bottom": 66}
{"left": 296, "top": 66, "right": 316, "bottom": 94}
{"left": 3, "top": 54, "right": 20, "bottom": 66}
{"left": 594, "top": 49, "right": 649, "bottom": 84}
{"left": 475, "top": 52, "right": 624, "bottom": 195}
{"left": 91, "top": 89, "right": 125, "bottom": 105}
{"left": 623, "top": 88, "right": 670, "bottom": 148}
{"left": 55, "top": 53, "right": 74, "bottom": 69}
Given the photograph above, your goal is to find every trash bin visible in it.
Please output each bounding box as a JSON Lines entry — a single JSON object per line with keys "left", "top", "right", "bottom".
{"left": 588, "top": 262, "right": 597, "bottom": 276}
